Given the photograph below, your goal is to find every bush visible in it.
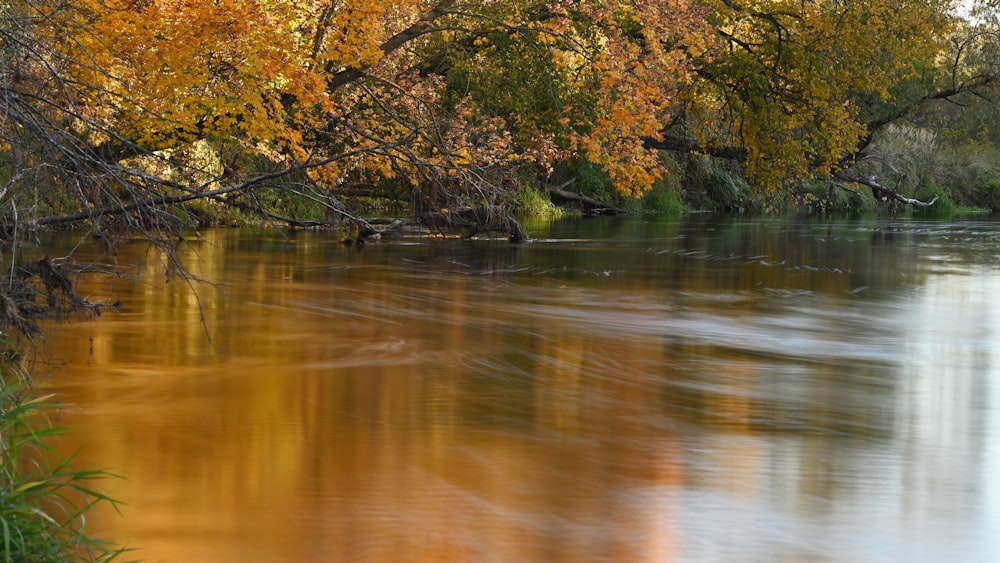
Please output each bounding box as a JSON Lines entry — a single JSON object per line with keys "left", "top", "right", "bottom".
{"left": 973, "top": 178, "right": 1000, "bottom": 212}
{"left": 0, "top": 343, "right": 123, "bottom": 562}
{"left": 641, "top": 184, "right": 686, "bottom": 214}
{"left": 557, "top": 157, "right": 616, "bottom": 205}
{"left": 799, "top": 181, "right": 874, "bottom": 215}
{"left": 510, "top": 185, "right": 563, "bottom": 218}
{"left": 912, "top": 185, "right": 957, "bottom": 218}
{"left": 867, "top": 124, "right": 942, "bottom": 194}
{"left": 933, "top": 142, "right": 1000, "bottom": 207}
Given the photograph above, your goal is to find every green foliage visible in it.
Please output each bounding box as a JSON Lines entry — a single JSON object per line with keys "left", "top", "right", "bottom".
{"left": 912, "top": 185, "right": 958, "bottom": 217}
{"left": 800, "top": 182, "right": 874, "bottom": 215}
{"left": 172, "top": 200, "right": 245, "bottom": 228}
{"left": 544, "top": 155, "right": 689, "bottom": 214}
{"left": 926, "top": 142, "right": 1000, "bottom": 210}
{"left": 678, "top": 156, "right": 771, "bottom": 213}
{"left": 510, "top": 185, "right": 563, "bottom": 218}
{"left": 677, "top": 155, "right": 713, "bottom": 211}
{"left": 638, "top": 152, "right": 686, "bottom": 214}
{"left": 974, "top": 178, "right": 1000, "bottom": 212}
{"left": 433, "top": 24, "right": 571, "bottom": 148}
{"left": 641, "top": 184, "right": 685, "bottom": 214}
{"left": 257, "top": 188, "right": 326, "bottom": 223}
{"left": 563, "top": 158, "right": 616, "bottom": 205}
{"left": 551, "top": 157, "right": 615, "bottom": 206}
{"left": 691, "top": 164, "right": 765, "bottom": 213}
{"left": 0, "top": 341, "right": 123, "bottom": 562}
{"left": 707, "top": 167, "right": 748, "bottom": 210}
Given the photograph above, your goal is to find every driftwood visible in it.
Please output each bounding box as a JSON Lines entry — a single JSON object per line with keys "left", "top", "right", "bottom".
{"left": 418, "top": 205, "right": 526, "bottom": 242}
{"left": 544, "top": 179, "right": 626, "bottom": 214}
{"left": 0, "top": 257, "right": 106, "bottom": 338}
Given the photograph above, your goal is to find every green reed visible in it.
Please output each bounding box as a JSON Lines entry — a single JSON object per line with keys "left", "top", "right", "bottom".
{"left": 0, "top": 342, "right": 125, "bottom": 562}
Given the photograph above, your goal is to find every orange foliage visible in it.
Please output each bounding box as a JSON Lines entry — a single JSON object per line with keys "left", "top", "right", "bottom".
{"left": 46, "top": 0, "right": 959, "bottom": 198}
{"left": 569, "top": 0, "right": 716, "bottom": 196}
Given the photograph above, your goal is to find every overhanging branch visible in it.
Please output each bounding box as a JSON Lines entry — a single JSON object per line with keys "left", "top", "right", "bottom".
{"left": 327, "top": 0, "right": 459, "bottom": 91}
{"left": 31, "top": 168, "right": 300, "bottom": 227}
{"left": 834, "top": 173, "right": 938, "bottom": 207}
{"left": 642, "top": 134, "right": 748, "bottom": 161}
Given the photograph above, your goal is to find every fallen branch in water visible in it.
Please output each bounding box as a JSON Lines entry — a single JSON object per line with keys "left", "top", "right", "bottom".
{"left": 544, "top": 179, "right": 626, "bottom": 214}
{"left": 418, "top": 205, "right": 526, "bottom": 242}
{"left": 0, "top": 257, "right": 109, "bottom": 339}
{"left": 834, "top": 173, "right": 938, "bottom": 207}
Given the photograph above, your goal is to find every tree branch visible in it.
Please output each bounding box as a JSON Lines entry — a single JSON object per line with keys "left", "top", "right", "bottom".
{"left": 643, "top": 133, "right": 748, "bottom": 161}
{"left": 327, "top": 0, "right": 459, "bottom": 91}
{"left": 834, "top": 173, "right": 938, "bottom": 207}
{"left": 544, "top": 179, "right": 626, "bottom": 214}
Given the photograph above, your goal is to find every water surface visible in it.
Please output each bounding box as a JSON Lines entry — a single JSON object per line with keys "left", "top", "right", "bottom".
{"left": 39, "top": 216, "right": 1000, "bottom": 562}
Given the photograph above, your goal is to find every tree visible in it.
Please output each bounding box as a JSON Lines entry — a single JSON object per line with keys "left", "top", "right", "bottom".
{"left": 53, "top": 0, "right": 716, "bottom": 211}
{"left": 646, "top": 1, "right": 960, "bottom": 194}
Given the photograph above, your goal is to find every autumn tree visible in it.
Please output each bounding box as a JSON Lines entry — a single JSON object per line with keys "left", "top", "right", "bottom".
{"left": 39, "top": 0, "right": 715, "bottom": 226}
{"left": 3, "top": 0, "right": 999, "bottom": 252}
{"left": 639, "top": 1, "right": 971, "bottom": 203}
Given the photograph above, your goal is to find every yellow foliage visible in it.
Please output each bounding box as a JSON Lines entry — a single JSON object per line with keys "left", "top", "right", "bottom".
{"left": 39, "top": 0, "right": 959, "bottom": 199}
{"left": 686, "top": 0, "right": 955, "bottom": 189}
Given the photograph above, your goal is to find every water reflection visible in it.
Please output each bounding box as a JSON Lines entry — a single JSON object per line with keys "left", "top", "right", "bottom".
{"left": 36, "top": 216, "right": 1000, "bottom": 562}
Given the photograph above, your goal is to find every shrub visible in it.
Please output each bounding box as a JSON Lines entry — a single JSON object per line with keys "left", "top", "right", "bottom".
{"left": 799, "top": 181, "right": 874, "bottom": 215}
{"left": 558, "top": 157, "right": 616, "bottom": 205}
{"left": 912, "top": 185, "right": 957, "bottom": 218}
{"left": 510, "top": 185, "right": 563, "bottom": 218}
{"left": 974, "top": 178, "right": 1000, "bottom": 212}
{"left": 642, "top": 184, "right": 686, "bottom": 214}
{"left": 933, "top": 142, "right": 1000, "bottom": 207}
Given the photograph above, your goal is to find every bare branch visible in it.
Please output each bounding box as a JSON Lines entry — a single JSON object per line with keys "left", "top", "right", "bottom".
{"left": 834, "top": 173, "right": 938, "bottom": 207}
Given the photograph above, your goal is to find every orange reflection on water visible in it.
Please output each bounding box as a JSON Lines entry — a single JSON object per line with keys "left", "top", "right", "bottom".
{"left": 36, "top": 219, "right": 999, "bottom": 562}
{"left": 40, "top": 230, "right": 688, "bottom": 562}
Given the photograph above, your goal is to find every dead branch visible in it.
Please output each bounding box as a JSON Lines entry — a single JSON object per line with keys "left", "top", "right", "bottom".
{"left": 418, "top": 205, "right": 525, "bottom": 242}
{"left": 544, "top": 179, "right": 626, "bottom": 214}
{"left": 0, "top": 256, "right": 108, "bottom": 339}
{"left": 835, "top": 173, "right": 938, "bottom": 207}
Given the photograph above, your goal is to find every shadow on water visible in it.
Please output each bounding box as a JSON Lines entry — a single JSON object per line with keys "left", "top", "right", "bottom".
{"left": 33, "top": 214, "right": 1000, "bottom": 562}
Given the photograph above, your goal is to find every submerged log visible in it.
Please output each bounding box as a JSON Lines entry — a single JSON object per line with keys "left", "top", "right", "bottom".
{"left": 418, "top": 205, "right": 526, "bottom": 242}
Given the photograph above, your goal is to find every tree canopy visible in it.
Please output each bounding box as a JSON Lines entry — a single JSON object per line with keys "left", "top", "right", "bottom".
{"left": 2, "top": 0, "right": 1000, "bottom": 239}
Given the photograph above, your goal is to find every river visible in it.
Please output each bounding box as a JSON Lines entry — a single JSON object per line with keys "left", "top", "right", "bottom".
{"left": 36, "top": 215, "right": 1000, "bottom": 562}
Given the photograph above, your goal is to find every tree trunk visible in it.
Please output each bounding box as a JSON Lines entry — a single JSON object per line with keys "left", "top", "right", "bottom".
{"left": 544, "top": 180, "right": 626, "bottom": 214}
